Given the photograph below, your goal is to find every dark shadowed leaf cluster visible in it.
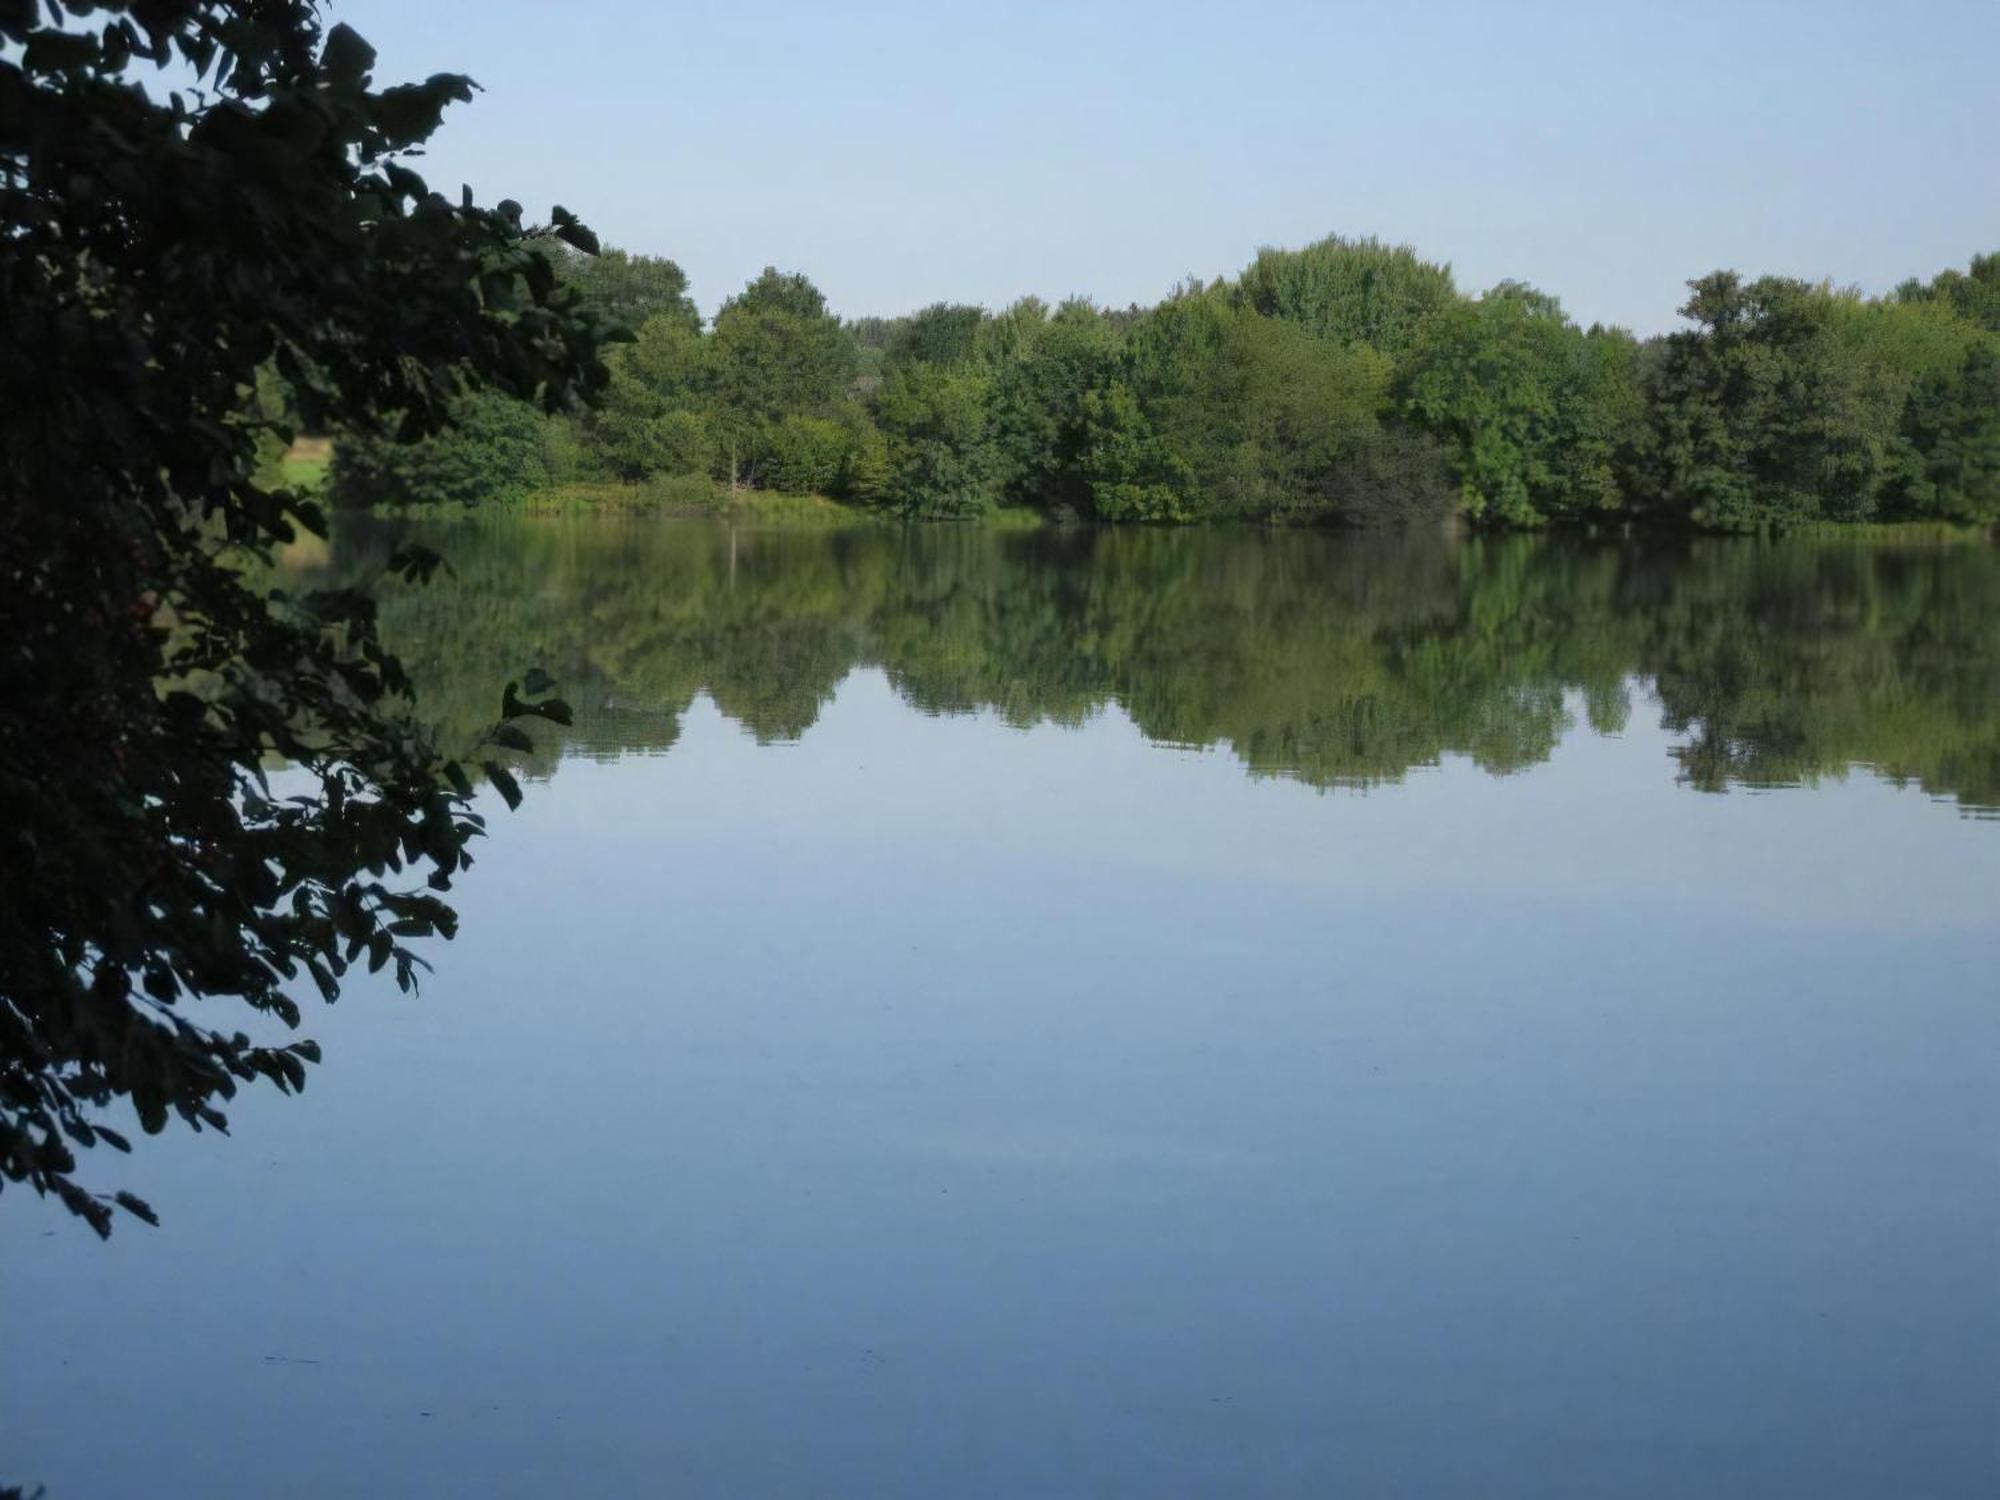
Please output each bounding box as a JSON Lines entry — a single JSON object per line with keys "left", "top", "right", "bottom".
{"left": 0, "top": 0, "right": 601, "bottom": 1235}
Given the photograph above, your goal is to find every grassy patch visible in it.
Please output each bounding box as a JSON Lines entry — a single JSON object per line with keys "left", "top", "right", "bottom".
{"left": 1768, "top": 520, "right": 1996, "bottom": 544}
{"left": 715, "top": 488, "right": 868, "bottom": 527}
{"left": 987, "top": 505, "right": 1049, "bottom": 531}
{"left": 514, "top": 477, "right": 867, "bottom": 524}
{"left": 279, "top": 436, "right": 332, "bottom": 492}
{"left": 512, "top": 482, "right": 1057, "bottom": 528}
{"left": 525, "top": 476, "right": 723, "bottom": 515}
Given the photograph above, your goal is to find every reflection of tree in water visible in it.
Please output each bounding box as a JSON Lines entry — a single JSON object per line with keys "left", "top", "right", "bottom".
{"left": 297, "top": 518, "right": 2000, "bottom": 812}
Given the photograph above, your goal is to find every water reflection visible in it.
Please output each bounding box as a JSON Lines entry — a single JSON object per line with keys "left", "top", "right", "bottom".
{"left": 12, "top": 516, "right": 1998, "bottom": 1500}
{"left": 308, "top": 517, "right": 2000, "bottom": 813}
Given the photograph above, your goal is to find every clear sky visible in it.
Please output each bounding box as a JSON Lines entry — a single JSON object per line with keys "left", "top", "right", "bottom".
{"left": 331, "top": 0, "right": 1998, "bottom": 334}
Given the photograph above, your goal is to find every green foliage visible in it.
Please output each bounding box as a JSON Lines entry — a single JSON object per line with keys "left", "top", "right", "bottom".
{"left": 708, "top": 268, "right": 859, "bottom": 484}
{"left": 887, "top": 302, "right": 988, "bottom": 368}
{"left": 535, "top": 241, "right": 699, "bottom": 334}
{"left": 594, "top": 404, "right": 716, "bottom": 484}
{"left": 1898, "top": 252, "right": 2000, "bottom": 335}
{"left": 1884, "top": 343, "right": 2000, "bottom": 523}
{"left": 589, "top": 314, "right": 713, "bottom": 479}
{"left": 1642, "top": 274, "right": 1931, "bottom": 528}
{"left": 1108, "top": 292, "right": 1391, "bottom": 521}
{"left": 871, "top": 363, "right": 1002, "bottom": 518}
{"left": 1083, "top": 382, "right": 1194, "bottom": 521}
{"left": 1233, "top": 235, "right": 1457, "bottom": 356}
{"left": 841, "top": 423, "right": 894, "bottom": 506}
{"left": 331, "top": 392, "right": 556, "bottom": 508}
{"left": 249, "top": 365, "right": 299, "bottom": 490}
{"left": 0, "top": 1, "right": 603, "bottom": 1235}
{"left": 1315, "top": 428, "right": 1460, "bottom": 526}
{"left": 985, "top": 298, "right": 1127, "bottom": 511}
{"left": 1399, "top": 284, "right": 1638, "bottom": 525}
{"left": 766, "top": 413, "right": 856, "bottom": 496}
{"left": 324, "top": 223, "right": 1998, "bottom": 536}
{"left": 533, "top": 413, "right": 603, "bottom": 487}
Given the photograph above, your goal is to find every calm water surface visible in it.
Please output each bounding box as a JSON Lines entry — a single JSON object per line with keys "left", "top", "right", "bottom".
{"left": 6, "top": 518, "right": 2000, "bottom": 1497}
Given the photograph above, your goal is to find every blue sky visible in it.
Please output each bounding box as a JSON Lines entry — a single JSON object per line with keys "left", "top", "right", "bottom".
{"left": 333, "top": 0, "right": 1998, "bottom": 334}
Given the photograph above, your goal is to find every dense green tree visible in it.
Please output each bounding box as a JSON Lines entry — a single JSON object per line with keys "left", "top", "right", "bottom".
{"left": 538, "top": 241, "right": 699, "bottom": 334}
{"left": 591, "top": 312, "right": 712, "bottom": 478}
{"left": 1642, "top": 274, "right": 1912, "bottom": 527}
{"left": 844, "top": 313, "right": 907, "bottom": 387}
{"left": 330, "top": 391, "right": 557, "bottom": 508}
{"left": 870, "top": 363, "right": 1003, "bottom": 517}
{"left": 1884, "top": 343, "right": 2000, "bottom": 523}
{"left": 0, "top": 0, "right": 602, "bottom": 1235}
{"left": 1233, "top": 235, "right": 1457, "bottom": 356}
{"left": 766, "top": 413, "right": 858, "bottom": 496}
{"left": 985, "top": 298, "right": 1127, "bottom": 511}
{"left": 1081, "top": 382, "right": 1194, "bottom": 522}
{"left": 1112, "top": 292, "right": 1390, "bottom": 521}
{"left": 1399, "top": 283, "right": 1638, "bottom": 525}
{"left": 886, "top": 302, "right": 988, "bottom": 369}
{"left": 707, "top": 268, "right": 859, "bottom": 484}
{"left": 1898, "top": 252, "right": 2000, "bottom": 334}
{"left": 320, "top": 224, "right": 1998, "bottom": 535}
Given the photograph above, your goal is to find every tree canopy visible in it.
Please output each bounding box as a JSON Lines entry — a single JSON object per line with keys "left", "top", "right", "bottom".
{"left": 333, "top": 230, "right": 1999, "bottom": 533}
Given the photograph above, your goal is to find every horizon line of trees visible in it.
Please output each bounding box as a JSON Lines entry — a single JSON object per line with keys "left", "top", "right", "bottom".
{"left": 333, "top": 236, "right": 2000, "bottom": 532}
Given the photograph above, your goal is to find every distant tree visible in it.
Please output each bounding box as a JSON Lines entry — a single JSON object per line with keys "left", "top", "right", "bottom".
{"left": 721, "top": 266, "right": 839, "bottom": 323}
{"left": 985, "top": 298, "right": 1127, "bottom": 511}
{"left": 1106, "top": 292, "right": 1390, "bottom": 521}
{"left": 766, "top": 414, "right": 857, "bottom": 496}
{"left": 1883, "top": 343, "right": 2000, "bottom": 523}
{"left": 1641, "top": 273, "right": 1912, "bottom": 527}
{"left": 592, "top": 313, "right": 713, "bottom": 478}
{"left": 1897, "top": 253, "right": 2000, "bottom": 334}
{"left": 886, "top": 302, "right": 988, "bottom": 368}
{"left": 1233, "top": 235, "right": 1457, "bottom": 356}
{"left": 538, "top": 241, "right": 700, "bottom": 335}
{"left": 330, "top": 391, "right": 557, "bottom": 508}
{"left": 841, "top": 423, "right": 895, "bottom": 506}
{"left": 1315, "top": 428, "right": 1460, "bottom": 527}
{"left": 1081, "top": 382, "right": 1194, "bottom": 521}
{"left": 1399, "top": 283, "right": 1637, "bottom": 525}
{"left": 844, "top": 314, "right": 908, "bottom": 386}
{"left": 871, "top": 364, "right": 1002, "bottom": 517}
{"left": 708, "top": 268, "right": 859, "bottom": 483}
{"left": 0, "top": 0, "right": 602, "bottom": 1236}
{"left": 846, "top": 315, "right": 908, "bottom": 352}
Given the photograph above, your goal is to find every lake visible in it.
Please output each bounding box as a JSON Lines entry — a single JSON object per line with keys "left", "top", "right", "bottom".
{"left": 6, "top": 516, "right": 1999, "bottom": 1498}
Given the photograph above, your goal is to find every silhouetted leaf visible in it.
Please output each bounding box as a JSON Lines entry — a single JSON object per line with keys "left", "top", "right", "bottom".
{"left": 483, "top": 762, "right": 523, "bottom": 810}
{"left": 320, "top": 24, "right": 375, "bottom": 84}
{"left": 488, "top": 722, "right": 534, "bottom": 753}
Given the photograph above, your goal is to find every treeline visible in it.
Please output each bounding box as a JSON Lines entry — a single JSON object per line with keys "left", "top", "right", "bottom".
{"left": 331, "top": 237, "right": 2000, "bottom": 530}
{"left": 305, "top": 518, "right": 2000, "bottom": 811}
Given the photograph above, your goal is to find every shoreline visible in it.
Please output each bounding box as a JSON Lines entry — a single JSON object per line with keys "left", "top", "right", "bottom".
{"left": 284, "top": 446, "right": 1998, "bottom": 542}
{"left": 412, "top": 486, "right": 2000, "bottom": 543}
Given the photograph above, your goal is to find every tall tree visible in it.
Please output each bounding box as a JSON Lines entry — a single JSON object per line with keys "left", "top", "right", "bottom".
{"left": 1398, "top": 283, "right": 1637, "bottom": 525}
{"left": 885, "top": 302, "right": 988, "bottom": 369}
{"left": 0, "top": 0, "right": 603, "bottom": 1235}
{"left": 1233, "top": 235, "right": 1457, "bottom": 357}
{"left": 1897, "top": 253, "right": 2000, "bottom": 335}
{"left": 707, "top": 268, "right": 858, "bottom": 484}
{"left": 1642, "top": 274, "right": 1909, "bottom": 527}
{"left": 538, "top": 242, "right": 700, "bottom": 334}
